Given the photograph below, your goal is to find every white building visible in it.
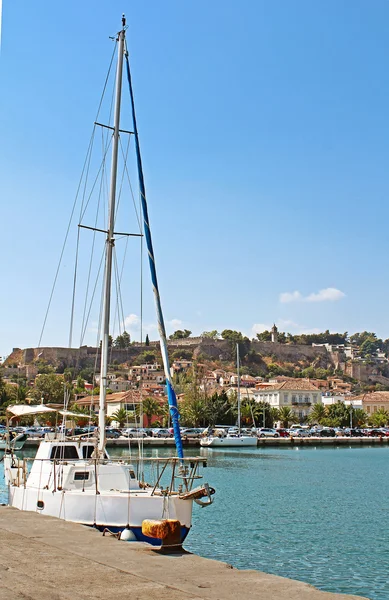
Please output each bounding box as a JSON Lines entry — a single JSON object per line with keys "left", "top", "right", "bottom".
{"left": 253, "top": 380, "right": 321, "bottom": 421}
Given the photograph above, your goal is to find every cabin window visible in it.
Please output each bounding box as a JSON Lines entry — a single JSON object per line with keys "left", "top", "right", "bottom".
{"left": 74, "top": 472, "right": 90, "bottom": 481}
{"left": 50, "top": 446, "right": 79, "bottom": 460}
{"left": 82, "top": 446, "right": 94, "bottom": 459}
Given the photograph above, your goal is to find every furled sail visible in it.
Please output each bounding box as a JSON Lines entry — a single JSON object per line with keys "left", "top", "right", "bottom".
{"left": 125, "top": 52, "right": 184, "bottom": 460}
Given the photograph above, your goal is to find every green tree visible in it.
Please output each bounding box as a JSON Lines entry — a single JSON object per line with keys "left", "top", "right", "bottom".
{"left": 138, "top": 398, "right": 167, "bottom": 426}
{"left": 34, "top": 360, "right": 55, "bottom": 374}
{"left": 204, "top": 391, "right": 233, "bottom": 426}
{"left": 278, "top": 406, "right": 298, "bottom": 428}
{"left": 114, "top": 330, "right": 131, "bottom": 349}
{"left": 169, "top": 329, "right": 192, "bottom": 340}
{"left": 111, "top": 407, "right": 134, "bottom": 428}
{"left": 253, "top": 401, "right": 273, "bottom": 427}
{"left": 201, "top": 330, "right": 219, "bottom": 339}
{"left": 322, "top": 401, "right": 350, "bottom": 427}
{"left": 308, "top": 403, "right": 327, "bottom": 424}
{"left": 369, "top": 408, "right": 389, "bottom": 427}
{"left": 145, "top": 334, "right": 150, "bottom": 346}
{"left": 256, "top": 330, "right": 272, "bottom": 342}
{"left": 353, "top": 408, "right": 368, "bottom": 427}
{"left": 31, "top": 374, "right": 68, "bottom": 404}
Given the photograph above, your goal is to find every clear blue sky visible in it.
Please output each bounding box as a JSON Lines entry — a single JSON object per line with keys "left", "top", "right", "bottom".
{"left": 1, "top": 0, "right": 389, "bottom": 359}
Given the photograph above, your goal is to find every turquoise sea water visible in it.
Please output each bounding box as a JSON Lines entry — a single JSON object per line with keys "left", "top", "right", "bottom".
{"left": 1, "top": 445, "right": 388, "bottom": 599}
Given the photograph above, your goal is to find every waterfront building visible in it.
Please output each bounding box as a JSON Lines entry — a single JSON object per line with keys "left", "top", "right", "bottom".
{"left": 350, "top": 390, "right": 389, "bottom": 415}
{"left": 253, "top": 380, "right": 321, "bottom": 420}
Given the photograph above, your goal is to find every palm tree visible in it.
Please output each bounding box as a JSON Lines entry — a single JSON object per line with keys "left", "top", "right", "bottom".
{"left": 278, "top": 406, "right": 297, "bottom": 428}
{"left": 137, "top": 398, "right": 167, "bottom": 427}
{"left": 110, "top": 407, "right": 134, "bottom": 428}
{"left": 353, "top": 409, "right": 368, "bottom": 427}
{"left": 69, "top": 404, "right": 93, "bottom": 426}
{"left": 369, "top": 408, "right": 389, "bottom": 428}
{"left": 180, "top": 396, "right": 207, "bottom": 427}
{"left": 308, "top": 403, "right": 327, "bottom": 424}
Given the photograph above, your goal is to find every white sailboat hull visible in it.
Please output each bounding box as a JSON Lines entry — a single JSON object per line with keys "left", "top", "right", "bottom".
{"left": 8, "top": 486, "right": 192, "bottom": 529}
{"left": 200, "top": 435, "right": 257, "bottom": 448}
{"left": 4, "top": 442, "right": 194, "bottom": 544}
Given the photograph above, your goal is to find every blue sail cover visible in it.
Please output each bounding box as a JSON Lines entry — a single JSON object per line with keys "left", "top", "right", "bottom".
{"left": 125, "top": 52, "right": 184, "bottom": 460}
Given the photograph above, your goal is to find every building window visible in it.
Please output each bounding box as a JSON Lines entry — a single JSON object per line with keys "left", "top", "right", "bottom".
{"left": 304, "top": 395, "right": 310, "bottom": 403}
{"left": 284, "top": 394, "right": 289, "bottom": 403}
{"left": 313, "top": 394, "right": 317, "bottom": 403}
{"left": 366, "top": 406, "right": 370, "bottom": 413}
{"left": 373, "top": 406, "right": 377, "bottom": 413}
{"left": 292, "top": 394, "right": 297, "bottom": 404}
{"left": 299, "top": 394, "right": 303, "bottom": 404}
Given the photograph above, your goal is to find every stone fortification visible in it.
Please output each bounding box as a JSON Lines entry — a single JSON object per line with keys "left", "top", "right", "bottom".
{"left": 5, "top": 338, "right": 334, "bottom": 370}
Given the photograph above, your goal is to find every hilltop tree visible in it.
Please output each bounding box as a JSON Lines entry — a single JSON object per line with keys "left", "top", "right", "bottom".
{"left": 145, "top": 334, "right": 150, "bottom": 346}
{"left": 201, "top": 330, "right": 219, "bottom": 339}
{"left": 169, "top": 329, "right": 192, "bottom": 340}
{"left": 256, "top": 330, "right": 272, "bottom": 342}
{"left": 221, "top": 330, "right": 251, "bottom": 358}
{"left": 114, "top": 331, "right": 131, "bottom": 349}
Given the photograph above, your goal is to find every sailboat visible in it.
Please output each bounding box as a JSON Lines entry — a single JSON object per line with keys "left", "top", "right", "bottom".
{"left": 3, "top": 16, "right": 214, "bottom": 545}
{"left": 200, "top": 344, "right": 257, "bottom": 447}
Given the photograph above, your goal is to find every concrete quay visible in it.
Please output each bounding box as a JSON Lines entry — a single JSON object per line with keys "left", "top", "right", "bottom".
{"left": 22, "top": 436, "right": 389, "bottom": 449}
{"left": 0, "top": 507, "right": 368, "bottom": 600}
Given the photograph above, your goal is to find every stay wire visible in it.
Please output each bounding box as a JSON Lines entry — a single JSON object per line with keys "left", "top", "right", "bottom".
{"left": 79, "top": 130, "right": 108, "bottom": 345}
{"left": 38, "top": 43, "right": 116, "bottom": 349}
{"left": 37, "top": 128, "right": 96, "bottom": 348}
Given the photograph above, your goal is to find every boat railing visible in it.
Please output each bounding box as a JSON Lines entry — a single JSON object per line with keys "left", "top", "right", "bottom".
{"left": 12, "top": 456, "right": 208, "bottom": 495}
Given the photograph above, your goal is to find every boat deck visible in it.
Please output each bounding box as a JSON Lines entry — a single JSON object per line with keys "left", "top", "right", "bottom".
{"left": 0, "top": 506, "right": 367, "bottom": 600}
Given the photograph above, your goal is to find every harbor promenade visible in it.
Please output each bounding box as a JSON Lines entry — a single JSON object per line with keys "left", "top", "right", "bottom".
{"left": 0, "top": 507, "right": 368, "bottom": 600}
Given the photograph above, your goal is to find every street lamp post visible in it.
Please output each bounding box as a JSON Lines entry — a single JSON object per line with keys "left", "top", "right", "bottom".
{"left": 263, "top": 404, "right": 266, "bottom": 428}
{"left": 349, "top": 403, "right": 353, "bottom": 429}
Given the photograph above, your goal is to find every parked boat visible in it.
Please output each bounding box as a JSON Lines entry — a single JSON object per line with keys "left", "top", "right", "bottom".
{"left": 3, "top": 16, "right": 214, "bottom": 544}
{"left": 0, "top": 432, "right": 27, "bottom": 451}
{"left": 200, "top": 344, "right": 257, "bottom": 448}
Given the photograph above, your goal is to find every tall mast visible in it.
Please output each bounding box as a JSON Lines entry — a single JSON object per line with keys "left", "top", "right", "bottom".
{"left": 98, "top": 17, "right": 126, "bottom": 453}
{"left": 237, "top": 343, "right": 241, "bottom": 433}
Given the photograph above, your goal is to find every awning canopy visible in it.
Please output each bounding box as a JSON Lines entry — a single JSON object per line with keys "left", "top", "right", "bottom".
{"left": 6, "top": 405, "right": 87, "bottom": 419}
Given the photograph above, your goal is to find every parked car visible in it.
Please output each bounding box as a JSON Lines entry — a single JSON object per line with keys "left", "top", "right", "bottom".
{"left": 289, "top": 428, "right": 310, "bottom": 437}
{"left": 257, "top": 428, "right": 279, "bottom": 438}
{"left": 152, "top": 428, "right": 173, "bottom": 438}
{"left": 275, "top": 428, "right": 289, "bottom": 438}
{"left": 24, "top": 427, "right": 45, "bottom": 438}
{"left": 365, "top": 428, "right": 384, "bottom": 437}
{"left": 105, "top": 428, "right": 121, "bottom": 439}
{"left": 123, "top": 428, "right": 147, "bottom": 438}
{"left": 315, "top": 428, "right": 336, "bottom": 437}
{"left": 181, "top": 428, "right": 204, "bottom": 439}
{"left": 344, "top": 428, "right": 365, "bottom": 437}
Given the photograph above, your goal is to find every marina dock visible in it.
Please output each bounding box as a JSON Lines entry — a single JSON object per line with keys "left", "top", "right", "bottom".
{"left": 0, "top": 507, "right": 368, "bottom": 600}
